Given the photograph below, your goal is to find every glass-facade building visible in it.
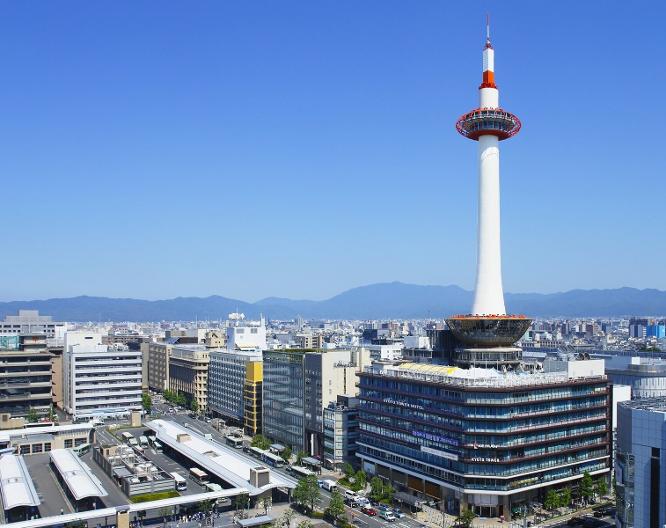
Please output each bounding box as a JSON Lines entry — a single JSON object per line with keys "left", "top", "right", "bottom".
{"left": 263, "top": 350, "right": 306, "bottom": 452}
{"left": 616, "top": 398, "right": 666, "bottom": 528}
{"left": 357, "top": 363, "right": 611, "bottom": 518}
{"left": 208, "top": 349, "right": 262, "bottom": 424}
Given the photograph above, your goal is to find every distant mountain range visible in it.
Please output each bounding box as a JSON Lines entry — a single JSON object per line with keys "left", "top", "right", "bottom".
{"left": 1, "top": 283, "right": 666, "bottom": 321}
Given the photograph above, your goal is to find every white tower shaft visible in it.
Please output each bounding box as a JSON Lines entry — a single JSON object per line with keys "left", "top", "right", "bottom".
{"left": 471, "top": 39, "right": 506, "bottom": 316}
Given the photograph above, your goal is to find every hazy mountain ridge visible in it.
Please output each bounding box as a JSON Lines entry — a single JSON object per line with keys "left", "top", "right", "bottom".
{"left": 1, "top": 283, "right": 665, "bottom": 321}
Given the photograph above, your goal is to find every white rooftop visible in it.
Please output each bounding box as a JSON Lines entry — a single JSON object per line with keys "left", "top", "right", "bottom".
{"left": 146, "top": 419, "right": 296, "bottom": 495}
{"left": 0, "top": 454, "right": 40, "bottom": 510}
{"left": 49, "top": 449, "right": 108, "bottom": 500}
{"left": 0, "top": 423, "right": 93, "bottom": 443}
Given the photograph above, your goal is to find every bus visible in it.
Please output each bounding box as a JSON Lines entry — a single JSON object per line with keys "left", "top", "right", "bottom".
{"left": 139, "top": 435, "right": 149, "bottom": 447}
{"left": 261, "top": 451, "right": 285, "bottom": 468}
{"left": 153, "top": 441, "right": 163, "bottom": 453}
{"left": 189, "top": 467, "right": 209, "bottom": 485}
{"left": 226, "top": 436, "right": 243, "bottom": 449}
{"left": 249, "top": 446, "right": 265, "bottom": 460}
{"left": 72, "top": 443, "right": 91, "bottom": 457}
{"left": 171, "top": 472, "right": 187, "bottom": 491}
{"left": 121, "top": 432, "right": 134, "bottom": 443}
{"left": 128, "top": 437, "right": 139, "bottom": 447}
{"left": 288, "top": 466, "right": 314, "bottom": 479}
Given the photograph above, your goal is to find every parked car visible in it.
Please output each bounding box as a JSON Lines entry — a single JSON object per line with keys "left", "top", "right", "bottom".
{"left": 392, "top": 509, "right": 405, "bottom": 518}
{"left": 361, "top": 507, "right": 377, "bottom": 516}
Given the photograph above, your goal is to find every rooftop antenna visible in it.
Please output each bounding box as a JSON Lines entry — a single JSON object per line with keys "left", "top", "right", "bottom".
{"left": 485, "top": 13, "right": 491, "bottom": 45}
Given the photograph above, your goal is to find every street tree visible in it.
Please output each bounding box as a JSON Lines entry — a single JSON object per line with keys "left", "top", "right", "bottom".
{"left": 142, "top": 392, "right": 152, "bottom": 412}
{"left": 293, "top": 475, "right": 320, "bottom": 513}
{"left": 559, "top": 487, "right": 572, "bottom": 508}
{"left": 579, "top": 472, "right": 593, "bottom": 503}
{"left": 544, "top": 489, "right": 559, "bottom": 510}
{"left": 26, "top": 408, "right": 38, "bottom": 423}
{"left": 342, "top": 463, "right": 354, "bottom": 477}
{"left": 281, "top": 446, "right": 292, "bottom": 462}
{"left": 595, "top": 478, "right": 608, "bottom": 497}
{"left": 326, "top": 490, "right": 346, "bottom": 523}
{"left": 456, "top": 509, "right": 476, "bottom": 528}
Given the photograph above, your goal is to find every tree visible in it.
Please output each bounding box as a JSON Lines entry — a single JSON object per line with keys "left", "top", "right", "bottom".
{"left": 281, "top": 509, "right": 295, "bottom": 528}
{"left": 190, "top": 399, "right": 199, "bottom": 414}
{"left": 579, "top": 472, "right": 593, "bottom": 503}
{"left": 342, "top": 463, "right": 354, "bottom": 477}
{"left": 369, "top": 477, "right": 384, "bottom": 502}
{"left": 595, "top": 478, "right": 608, "bottom": 498}
{"left": 142, "top": 392, "right": 152, "bottom": 412}
{"left": 293, "top": 475, "right": 320, "bottom": 513}
{"left": 296, "top": 450, "right": 306, "bottom": 466}
{"left": 26, "top": 408, "right": 38, "bottom": 423}
{"left": 559, "top": 487, "right": 572, "bottom": 508}
{"left": 456, "top": 509, "right": 476, "bottom": 528}
{"left": 281, "top": 446, "right": 292, "bottom": 462}
{"left": 354, "top": 470, "right": 366, "bottom": 490}
{"left": 544, "top": 489, "right": 559, "bottom": 511}
{"left": 296, "top": 521, "right": 312, "bottom": 528}
{"left": 251, "top": 435, "right": 271, "bottom": 450}
{"left": 383, "top": 482, "right": 394, "bottom": 503}
{"left": 235, "top": 493, "right": 249, "bottom": 513}
{"left": 326, "top": 490, "right": 346, "bottom": 523}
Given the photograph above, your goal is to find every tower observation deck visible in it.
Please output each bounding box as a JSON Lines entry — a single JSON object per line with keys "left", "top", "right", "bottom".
{"left": 447, "top": 21, "right": 531, "bottom": 369}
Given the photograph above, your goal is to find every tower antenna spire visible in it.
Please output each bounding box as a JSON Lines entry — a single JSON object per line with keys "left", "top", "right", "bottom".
{"left": 486, "top": 14, "right": 491, "bottom": 44}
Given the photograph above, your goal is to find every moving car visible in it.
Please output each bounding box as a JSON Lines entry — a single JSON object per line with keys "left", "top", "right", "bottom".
{"left": 361, "top": 507, "right": 377, "bottom": 516}
{"left": 379, "top": 510, "right": 396, "bottom": 522}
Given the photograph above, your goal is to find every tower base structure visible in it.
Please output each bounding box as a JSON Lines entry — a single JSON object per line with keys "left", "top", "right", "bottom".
{"left": 446, "top": 315, "right": 531, "bottom": 370}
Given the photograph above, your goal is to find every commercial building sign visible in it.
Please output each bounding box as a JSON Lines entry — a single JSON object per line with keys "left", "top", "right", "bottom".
{"left": 412, "top": 429, "right": 460, "bottom": 447}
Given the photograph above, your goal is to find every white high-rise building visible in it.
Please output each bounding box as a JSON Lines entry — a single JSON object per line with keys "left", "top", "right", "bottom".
{"left": 225, "top": 313, "right": 267, "bottom": 351}
{"left": 63, "top": 331, "right": 142, "bottom": 420}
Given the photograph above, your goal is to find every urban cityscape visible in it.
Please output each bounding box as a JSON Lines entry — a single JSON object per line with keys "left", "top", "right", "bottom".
{"left": 0, "top": 4, "right": 664, "bottom": 528}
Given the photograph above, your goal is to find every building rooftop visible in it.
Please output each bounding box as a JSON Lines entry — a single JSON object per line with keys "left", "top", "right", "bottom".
{"left": 0, "top": 454, "right": 40, "bottom": 510}
{"left": 366, "top": 362, "right": 604, "bottom": 388}
{"left": 49, "top": 449, "right": 109, "bottom": 500}
{"left": 621, "top": 397, "right": 666, "bottom": 413}
{"left": 145, "top": 419, "right": 297, "bottom": 496}
{"left": 0, "top": 423, "right": 93, "bottom": 443}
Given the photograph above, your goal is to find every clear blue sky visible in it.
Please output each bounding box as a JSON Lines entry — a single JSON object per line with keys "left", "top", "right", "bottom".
{"left": 1, "top": 1, "right": 664, "bottom": 302}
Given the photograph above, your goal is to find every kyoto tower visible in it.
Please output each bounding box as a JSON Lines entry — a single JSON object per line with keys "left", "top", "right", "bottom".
{"left": 447, "top": 20, "right": 531, "bottom": 370}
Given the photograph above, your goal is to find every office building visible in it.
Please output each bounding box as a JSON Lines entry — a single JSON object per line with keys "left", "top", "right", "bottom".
{"left": 323, "top": 395, "right": 359, "bottom": 470}
{"left": 616, "top": 398, "right": 666, "bottom": 528}
{"left": 63, "top": 331, "right": 143, "bottom": 420}
{"left": 226, "top": 313, "right": 267, "bottom": 351}
{"left": 263, "top": 348, "right": 369, "bottom": 454}
{"left": 208, "top": 349, "right": 262, "bottom": 425}
{"left": 605, "top": 356, "right": 666, "bottom": 399}
{"left": 358, "top": 362, "right": 611, "bottom": 518}
{"left": 168, "top": 345, "right": 210, "bottom": 412}
{"left": 0, "top": 334, "right": 53, "bottom": 428}
{"left": 0, "top": 310, "right": 66, "bottom": 338}
{"left": 144, "top": 341, "right": 174, "bottom": 392}
{"left": 295, "top": 333, "right": 324, "bottom": 350}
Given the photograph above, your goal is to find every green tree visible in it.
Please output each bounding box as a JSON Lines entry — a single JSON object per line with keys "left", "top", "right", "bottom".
{"left": 559, "top": 487, "right": 572, "bottom": 508}
{"left": 251, "top": 434, "right": 271, "bottom": 450}
{"left": 579, "top": 472, "right": 593, "bottom": 502}
{"left": 369, "top": 477, "right": 384, "bottom": 502}
{"left": 595, "top": 478, "right": 608, "bottom": 497}
{"left": 382, "top": 482, "right": 394, "bottom": 503}
{"left": 142, "top": 392, "right": 152, "bottom": 412}
{"left": 281, "top": 446, "right": 292, "bottom": 462}
{"left": 456, "top": 509, "right": 476, "bottom": 528}
{"left": 326, "top": 490, "right": 346, "bottom": 523}
{"left": 544, "top": 489, "right": 559, "bottom": 511}
{"left": 26, "top": 408, "right": 38, "bottom": 423}
{"left": 296, "top": 521, "right": 312, "bottom": 528}
{"left": 190, "top": 399, "right": 199, "bottom": 414}
{"left": 293, "top": 475, "right": 320, "bottom": 513}
{"left": 354, "top": 470, "right": 366, "bottom": 490}
{"left": 296, "top": 450, "right": 306, "bottom": 466}
{"left": 342, "top": 463, "right": 354, "bottom": 477}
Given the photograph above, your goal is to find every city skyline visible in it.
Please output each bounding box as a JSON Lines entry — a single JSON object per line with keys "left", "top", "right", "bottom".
{"left": 2, "top": 2, "right": 664, "bottom": 301}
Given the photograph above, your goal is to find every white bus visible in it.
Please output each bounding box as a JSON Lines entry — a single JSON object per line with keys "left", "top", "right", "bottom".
{"left": 189, "top": 467, "right": 209, "bottom": 485}
{"left": 128, "top": 437, "right": 139, "bottom": 447}
{"left": 139, "top": 435, "right": 149, "bottom": 447}
{"left": 121, "top": 432, "right": 134, "bottom": 443}
{"left": 226, "top": 436, "right": 243, "bottom": 449}
{"left": 72, "top": 443, "right": 91, "bottom": 457}
{"left": 153, "top": 441, "right": 163, "bottom": 453}
{"left": 249, "top": 446, "right": 265, "bottom": 459}
{"left": 262, "top": 451, "right": 285, "bottom": 468}
{"left": 171, "top": 472, "right": 187, "bottom": 491}
{"left": 289, "top": 466, "right": 315, "bottom": 479}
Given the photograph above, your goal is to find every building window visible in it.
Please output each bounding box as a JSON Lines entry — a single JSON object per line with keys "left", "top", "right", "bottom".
{"left": 64, "top": 439, "right": 73, "bottom": 448}
{"left": 74, "top": 438, "right": 85, "bottom": 447}
{"left": 32, "top": 444, "right": 43, "bottom": 454}
{"left": 44, "top": 443, "right": 52, "bottom": 451}
{"left": 20, "top": 445, "right": 30, "bottom": 455}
